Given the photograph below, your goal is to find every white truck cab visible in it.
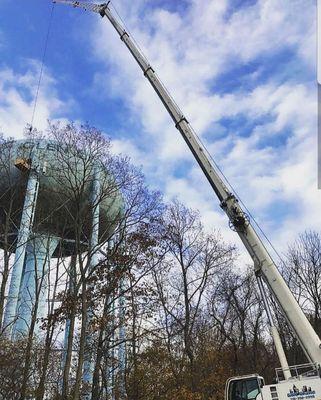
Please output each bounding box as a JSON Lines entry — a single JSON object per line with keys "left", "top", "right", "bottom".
{"left": 226, "top": 364, "right": 321, "bottom": 400}
{"left": 226, "top": 374, "right": 264, "bottom": 400}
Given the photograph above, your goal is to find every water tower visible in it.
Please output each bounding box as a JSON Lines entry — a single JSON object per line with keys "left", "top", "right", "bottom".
{"left": 0, "top": 138, "right": 122, "bottom": 338}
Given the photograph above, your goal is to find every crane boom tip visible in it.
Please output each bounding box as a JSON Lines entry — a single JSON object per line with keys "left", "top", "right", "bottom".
{"left": 53, "top": 0, "right": 108, "bottom": 14}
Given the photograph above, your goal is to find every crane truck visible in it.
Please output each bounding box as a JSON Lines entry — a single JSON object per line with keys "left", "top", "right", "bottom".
{"left": 55, "top": 2, "right": 321, "bottom": 400}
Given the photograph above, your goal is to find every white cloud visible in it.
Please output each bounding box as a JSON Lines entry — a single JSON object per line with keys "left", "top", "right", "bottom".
{"left": 0, "top": 60, "right": 74, "bottom": 138}
{"left": 87, "top": 0, "right": 317, "bottom": 263}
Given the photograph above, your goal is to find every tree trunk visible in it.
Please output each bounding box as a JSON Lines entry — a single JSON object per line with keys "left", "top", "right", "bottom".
{"left": 73, "top": 281, "right": 87, "bottom": 400}
{"left": 35, "top": 325, "right": 54, "bottom": 400}
{"left": 91, "top": 328, "right": 105, "bottom": 400}
{"left": 0, "top": 251, "right": 10, "bottom": 331}
{"left": 61, "top": 308, "right": 76, "bottom": 399}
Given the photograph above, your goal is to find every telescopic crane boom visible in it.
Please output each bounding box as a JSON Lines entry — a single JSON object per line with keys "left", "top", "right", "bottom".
{"left": 55, "top": 0, "right": 321, "bottom": 368}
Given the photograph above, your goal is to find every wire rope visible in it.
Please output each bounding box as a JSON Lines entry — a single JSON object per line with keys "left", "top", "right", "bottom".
{"left": 30, "top": 3, "right": 55, "bottom": 130}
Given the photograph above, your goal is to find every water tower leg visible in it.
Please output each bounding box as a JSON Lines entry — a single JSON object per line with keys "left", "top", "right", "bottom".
{"left": 83, "top": 167, "right": 101, "bottom": 399}
{"left": 35, "top": 236, "right": 59, "bottom": 335}
{"left": 60, "top": 255, "right": 77, "bottom": 396}
{"left": 2, "top": 169, "right": 39, "bottom": 338}
{"left": 12, "top": 235, "right": 58, "bottom": 338}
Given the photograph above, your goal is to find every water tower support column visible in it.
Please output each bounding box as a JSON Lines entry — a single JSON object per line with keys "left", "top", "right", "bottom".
{"left": 12, "top": 235, "right": 58, "bottom": 338}
{"left": 2, "top": 168, "right": 39, "bottom": 338}
{"left": 60, "top": 255, "right": 77, "bottom": 396}
{"left": 83, "top": 166, "right": 101, "bottom": 399}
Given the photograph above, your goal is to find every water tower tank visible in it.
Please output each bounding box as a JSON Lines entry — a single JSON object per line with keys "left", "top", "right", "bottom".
{"left": 0, "top": 139, "right": 123, "bottom": 256}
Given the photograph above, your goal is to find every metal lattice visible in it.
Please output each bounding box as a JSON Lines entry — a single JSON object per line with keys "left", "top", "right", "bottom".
{"left": 53, "top": 0, "right": 108, "bottom": 14}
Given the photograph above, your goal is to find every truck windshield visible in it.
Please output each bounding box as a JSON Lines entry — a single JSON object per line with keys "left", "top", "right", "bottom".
{"left": 229, "top": 378, "right": 260, "bottom": 400}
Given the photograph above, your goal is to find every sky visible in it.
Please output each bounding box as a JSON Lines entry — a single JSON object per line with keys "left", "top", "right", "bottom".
{"left": 0, "top": 0, "right": 318, "bottom": 266}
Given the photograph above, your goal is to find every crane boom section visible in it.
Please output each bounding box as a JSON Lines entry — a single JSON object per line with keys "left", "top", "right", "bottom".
{"left": 55, "top": 0, "right": 321, "bottom": 366}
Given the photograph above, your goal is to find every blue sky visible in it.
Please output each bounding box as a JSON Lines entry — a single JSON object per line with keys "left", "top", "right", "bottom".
{"left": 0, "top": 0, "right": 317, "bottom": 264}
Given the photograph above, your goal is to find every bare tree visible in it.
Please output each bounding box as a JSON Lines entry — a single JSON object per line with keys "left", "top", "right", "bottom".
{"left": 285, "top": 231, "right": 321, "bottom": 331}
{"left": 209, "top": 267, "right": 266, "bottom": 374}
{"left": 153, "top": 200, "right": 236, "bottom": 392}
